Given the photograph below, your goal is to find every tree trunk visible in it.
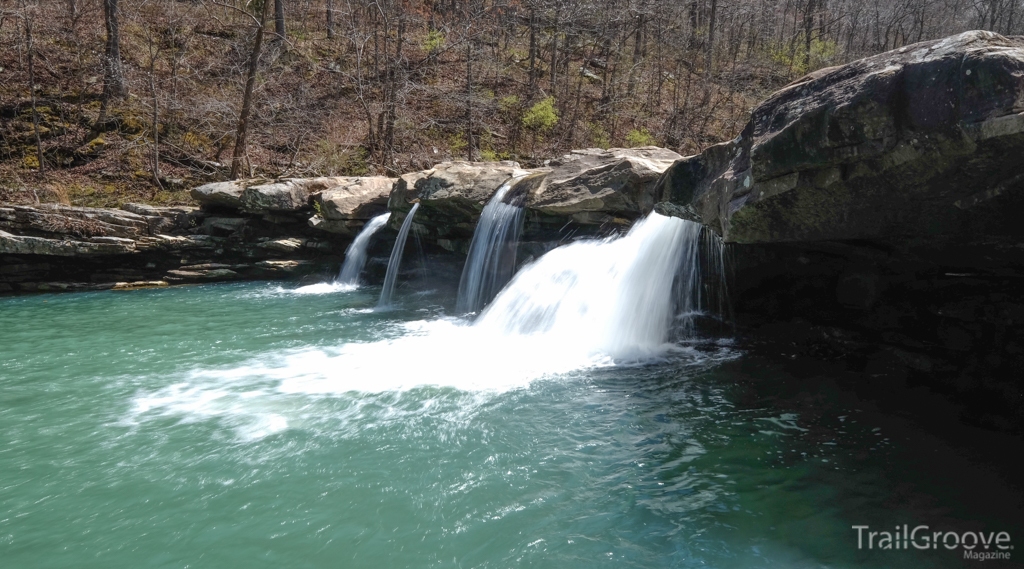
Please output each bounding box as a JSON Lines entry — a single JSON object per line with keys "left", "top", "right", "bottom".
{"left": 803, "top": 0, "right": 816, "bottom": 70}
{"left": 550, "top": 9, "right": 559, "bottom": 92}
{"left": 466, "top": 36, "right": 473, "bottom": 162}
{"left": 326, "top": 0, "right": 334, "bottom": 39}
{"left": 274, "top": 0, "right": 286, "bottom": 40}
{"left": 24, "top": 9, "right": 45, "bottom": 176}
{"left": 102, "top": 0, "right": 127, "bottom": 99}
{"left": 150, "top": 65, "right": 163, "bottom": 191}
{"left": 705, "top": 0, "right": 717, "bottom": 77}
{"left": 92, "top": 0, "right": 126, "bottom": 139}
{"left": 687, "top": 0, "right": 699, "bottom": 49}
{"left": 231, "top": 0, "right": 272, "bottom": 180}
{"left": 528, "top": 7, "right": 538, "bottom": 94}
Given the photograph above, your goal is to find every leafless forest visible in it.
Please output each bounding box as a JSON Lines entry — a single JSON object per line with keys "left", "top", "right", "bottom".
{"left": 1, "top": 0, "right": 1020, "bottom": 205}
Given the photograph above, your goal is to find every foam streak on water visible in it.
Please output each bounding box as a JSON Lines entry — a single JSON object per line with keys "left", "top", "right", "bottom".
{"left": 339, "top": 212, "right": 391, "bottom": 284}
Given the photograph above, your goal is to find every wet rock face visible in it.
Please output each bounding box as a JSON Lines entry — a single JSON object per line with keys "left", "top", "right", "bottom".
{"left": 729, "top": 239, "right": 1024, "bottom": 434}
{"left": 658, "top": 30, "right": 1024, "bottom": 245}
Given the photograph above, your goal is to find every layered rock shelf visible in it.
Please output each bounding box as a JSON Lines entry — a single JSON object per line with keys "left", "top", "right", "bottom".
{"left": 0, "top": 202, "right": 327, "bottom": 293}
{"left": 2, "top": 147, "right": 681, "bottom": 292}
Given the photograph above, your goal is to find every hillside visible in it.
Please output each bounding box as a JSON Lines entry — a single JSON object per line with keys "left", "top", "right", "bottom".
{"left": 1, "top": 0, "right": 1016, "bottom": 207}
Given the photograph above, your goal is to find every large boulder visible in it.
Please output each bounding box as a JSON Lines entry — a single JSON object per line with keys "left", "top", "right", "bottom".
{"left": 307, "top": 176, "right": 395, "bottom": 236}
{"left": 241, "top": 177, "right": 365, "bottom": 213}
{"left": 387, "top": 161, "right": 529, "bottom": 240}
{"left": 527, "top": 147, "right": 682, "bottom": 224}
{"left": 657, "top": 30, "right": 1024, "bottom": 245}
{"left": 652, "top": 31, "right": 1024, "bottom": 433}
{"left": 190, "top": 180, "right": 249, "bottom": 209}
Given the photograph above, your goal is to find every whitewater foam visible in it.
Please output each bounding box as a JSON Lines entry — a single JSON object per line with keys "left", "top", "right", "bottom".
{"left": 125, "top": 212, "right": 729, "bottom": 439}
{"left": 477, "top": 212, "right": 703, "bottom": 361}
{"left": 291, "top": 282, "right": 359, "bottom": 295}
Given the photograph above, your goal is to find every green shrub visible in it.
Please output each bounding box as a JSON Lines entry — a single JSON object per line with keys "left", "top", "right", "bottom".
{"left": 522, "top": 97, "right": 558, "bottom": 134}
{"left": 448, "top": 132, "right": 467, "bottom": 155}
{"left": 499, "top": 95, "right": 521, "bottom": 117}
{"left": 423, "top": 30, "right": 445, "bottom": 54}
{"left": 625, "top": 127, "right": 656, "bottom": 147}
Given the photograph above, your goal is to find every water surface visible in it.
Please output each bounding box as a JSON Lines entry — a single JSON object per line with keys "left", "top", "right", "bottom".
{"left": 1, "top": 282, "right": 1020, "bottom": 568}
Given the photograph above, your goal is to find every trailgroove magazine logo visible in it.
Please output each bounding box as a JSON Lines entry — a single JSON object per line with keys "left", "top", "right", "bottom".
{"left": 853, "top": 525, "right": 1013, "bottom": 561}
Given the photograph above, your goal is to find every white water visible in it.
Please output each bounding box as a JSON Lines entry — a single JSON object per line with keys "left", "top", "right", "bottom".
{"left": 339, "top": 212, "right": 391, "bottom": 284}
{"left": 477, "top": 212, "right": 707, "bottom": 361}
{"left": 678, "top": 224, "right": 730, "bottom": 336}
{"left": 456, "top": 179, "right": 525, "bottom": 313}
{"left": 125, "top": 212, "right": 731, "bottom": 438}
{"left": 378, "top": 203, "right": 419, "bottom": 308}
{"left": 290, "top": 281, "right": 357, "bottom": 295}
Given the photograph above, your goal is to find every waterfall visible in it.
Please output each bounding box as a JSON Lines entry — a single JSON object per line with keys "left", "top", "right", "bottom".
{"left": 475, "top": 213, "right": 722, "bottom": 361}
{"left": 456, "top": 179, "right": 526, "bottom": 313}
{"left": 338, "top": 212, "right": 391, "bottom": 285}
{"left": 279, "top": 212, "right": 728, "bottom": 392}
{"left": 672, "top": 225, "right": 730, "bottom": 338}
{"left": 378, "top": 203, "right": 419, "bottom": 308}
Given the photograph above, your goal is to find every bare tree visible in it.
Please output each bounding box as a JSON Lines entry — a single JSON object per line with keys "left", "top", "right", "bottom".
{"left": 18, "top": 0, "right": 45, "bottom": 175}
{"left": 91, "top": 0, "right": 127, "bottom": 139}
{"left": 274, "top": 0, "right": 286, "bottom": 40}
{"left": 705, "top": 0, "right": 718, "bottom": 76}
{"left": 231, "top": 0, "right": 274, "bottom": 179}
{"left": 326, "top": 0, "right": 334, "bottom": 38}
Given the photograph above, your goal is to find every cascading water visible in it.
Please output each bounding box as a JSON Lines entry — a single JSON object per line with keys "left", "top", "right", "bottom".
{"left": 377, "top": 203, "right": 419, "bottom": 308}
{"left": 670, "top": 224, "right": 730, "bottom": 338}
{"left": 289, "top": 211, "right": 726, "bottom": 388}
{"left": 338, "top": 212, "right": 391, "bottom": 285}
{"left": 276, "top": 212, "right": 727, "bottom": 393}
{"left": 456, "top": 179, "right": 526, "bottom": 313}
{"left": 475, "top": 212, "right": 718, "bottom": 362}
